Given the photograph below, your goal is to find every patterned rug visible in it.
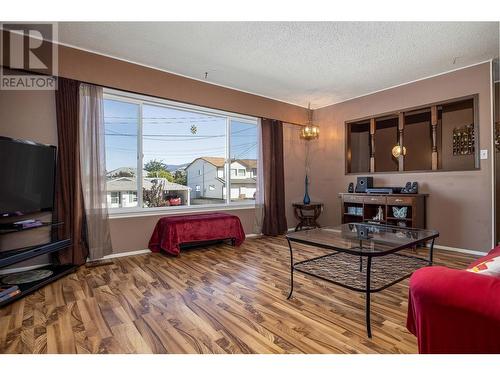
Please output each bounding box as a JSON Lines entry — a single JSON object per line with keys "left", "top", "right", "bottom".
{"left": 294, "top": 252, "right": 429, "bottom": 291}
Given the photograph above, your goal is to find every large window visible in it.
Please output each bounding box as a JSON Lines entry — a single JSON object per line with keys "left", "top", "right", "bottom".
{"left": 104, "top": 89, "right": 259, "bottom": 212}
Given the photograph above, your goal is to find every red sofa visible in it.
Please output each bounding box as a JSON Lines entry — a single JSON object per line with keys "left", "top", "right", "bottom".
{"left": 407, "top": 246, "right": 500, "bottom": 354}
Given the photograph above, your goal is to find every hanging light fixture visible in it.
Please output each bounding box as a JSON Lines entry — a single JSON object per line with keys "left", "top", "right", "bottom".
{"left": 391, "top": 144, "right": 407, "bottom": 158}
{"left": 300, "top": 103, "right": 320, "bottom": 140}
{"left": 300, "top": 102, "right": 319, "bottom": 205}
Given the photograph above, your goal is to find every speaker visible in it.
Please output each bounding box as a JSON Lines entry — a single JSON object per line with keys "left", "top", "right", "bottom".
{"left": 355, "top": 224, "right": 372, "bottom": 240}
{"left": 355, "top": 176, "right": 373, "bottom": 193}
{"left": 348, "top": 182, "right": 354, "bottom": 193}
{"left": 401, "top": 181, "right": 419, "bottom": 194}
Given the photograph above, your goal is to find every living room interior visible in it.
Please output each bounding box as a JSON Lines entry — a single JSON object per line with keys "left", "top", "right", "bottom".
{"left": 1, "top": 15, "right": 500, "bottom": 363}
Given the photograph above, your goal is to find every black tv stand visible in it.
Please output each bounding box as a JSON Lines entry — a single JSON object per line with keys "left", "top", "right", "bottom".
{"left": 0, "top": 238, "right": 76, "bottom": 308}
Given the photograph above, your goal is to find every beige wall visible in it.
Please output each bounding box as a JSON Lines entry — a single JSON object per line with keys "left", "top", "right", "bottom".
{"left": 313, "top": 62, "right": 494, "bottom": 252}
{"left": 0, "top": 89, "right": 57, "bottom": 145}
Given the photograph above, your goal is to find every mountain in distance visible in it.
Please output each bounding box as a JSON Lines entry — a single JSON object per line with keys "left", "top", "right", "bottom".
{"left": 106, "top": 164, "right": 189, "bottom": 178}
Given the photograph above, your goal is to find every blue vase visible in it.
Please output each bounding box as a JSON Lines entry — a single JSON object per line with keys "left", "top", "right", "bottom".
{"left": 303, "top": 175, "right": 311, "bottom": 205}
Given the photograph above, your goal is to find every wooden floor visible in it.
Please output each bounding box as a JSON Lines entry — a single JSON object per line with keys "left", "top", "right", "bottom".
{"left": 0, "top": 236, "right": 476, "bottom": 354}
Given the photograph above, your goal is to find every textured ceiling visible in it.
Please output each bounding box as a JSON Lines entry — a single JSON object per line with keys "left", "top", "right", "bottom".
{"left": 58, "top": 22, "right": 499, "bottom": 108}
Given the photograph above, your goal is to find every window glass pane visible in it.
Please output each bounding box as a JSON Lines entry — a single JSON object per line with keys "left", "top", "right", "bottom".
{"left": 230, "top": 119, "right": 258, "bottom": 202}
{"left": 104, "top": 99, "right": 139, "bottom": 208}
{"left": 142, "top": 104, "right": 227, "bottom": 207}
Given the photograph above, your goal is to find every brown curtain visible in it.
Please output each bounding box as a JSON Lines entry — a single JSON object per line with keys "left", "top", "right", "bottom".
{"left": 54, "top": 77, "right": 89, "bottom": 265}
{"left": 261, "top": 118, "right": 288, "bottom": 235}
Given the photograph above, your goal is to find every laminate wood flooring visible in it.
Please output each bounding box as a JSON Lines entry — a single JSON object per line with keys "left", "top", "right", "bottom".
{"left": 0, "top": 236, "right": 477, "bottom": 354}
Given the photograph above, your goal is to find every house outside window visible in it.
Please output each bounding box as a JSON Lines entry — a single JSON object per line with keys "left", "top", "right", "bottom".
{"left": 238, "top": 169, "right": 245, "bottom": 176}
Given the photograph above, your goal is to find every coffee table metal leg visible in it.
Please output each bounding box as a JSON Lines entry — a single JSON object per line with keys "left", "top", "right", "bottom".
{"left": 287, "top": 238, "right": 294, "bottom": 299}
{"left": 365, "top": 256, "right": 372, "bottom": 338}
{"left": 429, "top": 238, "right": 435, "bottom": 265}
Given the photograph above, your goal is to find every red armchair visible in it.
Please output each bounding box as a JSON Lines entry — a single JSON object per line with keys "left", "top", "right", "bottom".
{"left": 407, "top": 246, "right": 500, "bottom": 354}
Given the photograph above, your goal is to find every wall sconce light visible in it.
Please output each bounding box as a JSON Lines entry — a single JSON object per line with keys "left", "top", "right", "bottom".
{"left": 300, "top": 103, "right": 320, "bottom": 140}
{"left": 391, "top": 144, "right": 407, "bottom": 158}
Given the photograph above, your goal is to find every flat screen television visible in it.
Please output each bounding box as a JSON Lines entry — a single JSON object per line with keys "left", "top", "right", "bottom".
{"left": 0, "top": 136, "right": 57, "bottom": 217}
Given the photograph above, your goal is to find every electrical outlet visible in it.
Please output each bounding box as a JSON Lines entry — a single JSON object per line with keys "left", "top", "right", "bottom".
{"left": 480, "top": 149, "right": 488, "bottom": 160}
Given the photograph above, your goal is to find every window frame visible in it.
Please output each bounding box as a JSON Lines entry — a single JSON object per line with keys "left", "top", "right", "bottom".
{"left": 110, "top": 191, "right": 120, "bottom": 205}
{"left": 104, "top": 88, "right": 259, "bottom": 218}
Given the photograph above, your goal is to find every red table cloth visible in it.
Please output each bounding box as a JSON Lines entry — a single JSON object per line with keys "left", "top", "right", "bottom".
{"left": 407, "top": 246, "right": 500, "bottom": 354}
{"left": 148, "top": 212, "right": 246, "bottom": 255}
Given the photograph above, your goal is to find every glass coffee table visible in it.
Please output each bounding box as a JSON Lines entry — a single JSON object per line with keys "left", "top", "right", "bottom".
{"left": 286, "top": 223, "right": 439, "bottom": 338}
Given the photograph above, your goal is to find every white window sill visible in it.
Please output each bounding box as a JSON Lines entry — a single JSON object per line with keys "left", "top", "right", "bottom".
{"left": 108, "top": 203, "right": 256, "bottom": 219}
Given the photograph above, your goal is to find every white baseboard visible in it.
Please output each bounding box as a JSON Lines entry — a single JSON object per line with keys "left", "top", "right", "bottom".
{"left": 426, "top": 243, "right": 486, "bottom": 256}
{"left": 0, "top": 263, "right": 51, "bottom": 275}
{"left": 99, "top": 235, "right": 262, "bottom": 261}
{"left": 101, "top": 249, "right": 151, "bottom": 260}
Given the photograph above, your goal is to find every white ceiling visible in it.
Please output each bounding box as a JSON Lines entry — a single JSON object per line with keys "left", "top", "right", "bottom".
{"left": 58, "top": 22, "right": 499, "bottom": 109}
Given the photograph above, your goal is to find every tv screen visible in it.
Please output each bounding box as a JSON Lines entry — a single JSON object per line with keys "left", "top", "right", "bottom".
{"left": 0, "top": 137, "right": 57, "bottom": 217}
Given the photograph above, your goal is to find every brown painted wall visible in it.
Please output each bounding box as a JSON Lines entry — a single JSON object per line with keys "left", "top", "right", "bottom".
{"left": 2, "top": 34, "right": 493, "bottom": 253}
{"left": 55, "top": 43, "right": 308, "bottom": 126}
{"left": 350, "top": 130, "right": 370, "bottom": 173}
{"left": 0, "top": 83, "right": 306, "bottom": 256}
{"left": 313, "top": 62, "right": 494, "bottom": 252}
{"left": 374, "top": 118, "right": 399, "bottom": 172}
{"left": 284, "top": 124, "right": 308, "bottom": 227}
{"left": 109, "top": 209, "right": 256, "bottom": 254}
{"left": 404, "top": 112, "right": 432, "bottom": 171}
{"left": 1, "top": 35, "right": 309, "bottom": 255}
{"left": 0, "top": 30, "right": 309, "bottom": 125}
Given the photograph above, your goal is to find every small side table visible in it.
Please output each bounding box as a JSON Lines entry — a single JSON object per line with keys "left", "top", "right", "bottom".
{"left": 292, "top": 202, "right": 324, "bottom": 231}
